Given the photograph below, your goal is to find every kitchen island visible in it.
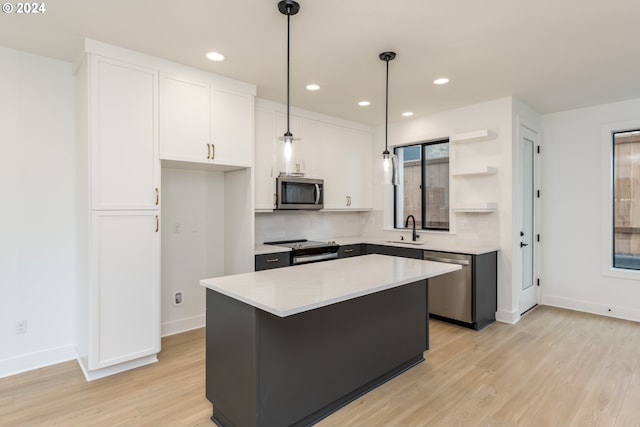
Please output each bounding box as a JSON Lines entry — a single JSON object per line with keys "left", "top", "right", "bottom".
{"left": 200, "top": 254, "right": 461, "bottom": 427}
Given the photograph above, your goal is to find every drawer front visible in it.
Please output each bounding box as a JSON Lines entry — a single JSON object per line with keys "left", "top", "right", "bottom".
{"left": 338, "top": 244, "right": 362, "bottom": 258}
{"left": 255, "top": 253, "right": 291, "bottom": 271}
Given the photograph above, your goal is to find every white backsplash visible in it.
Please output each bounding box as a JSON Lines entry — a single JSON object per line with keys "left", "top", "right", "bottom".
{"left": 256, "top": 209, "right": 499, "bottom": 248}
{"left": 255, "top": 210, "right": 372, "bottom": 243}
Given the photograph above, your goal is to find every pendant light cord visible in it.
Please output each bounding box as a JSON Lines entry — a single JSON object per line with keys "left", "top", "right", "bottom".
{"left": 286, "top": 9, "right": 291, "bottom": 136}
{"left": 384, "top": 58, "right": 389, "bottom": 152}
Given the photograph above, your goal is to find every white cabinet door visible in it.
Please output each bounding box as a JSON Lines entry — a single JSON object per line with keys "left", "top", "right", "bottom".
{"left": 91, "top": 56, "right": 159, "bottom": 210}
{"left": 340, "top": 127, "right": 373, "bottom": 210}
{"left": 301, "top": 120, "right": 373, "bottom": 210}
{"left": 255, "top": 108, "right": 277, "bottom": 209}
{"left": 159, "top": 74, "right": 211, "bottom": 163}
{"left": 211, "top": 87, "right": 254, "bottom": 167}
{"left": 90, "top": 211, "right": 160, "bottom": 370}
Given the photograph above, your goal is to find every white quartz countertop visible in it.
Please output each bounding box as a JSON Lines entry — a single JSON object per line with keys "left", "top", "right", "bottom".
{"left": 201, "top": 254, "right": 461, "bottom": 317}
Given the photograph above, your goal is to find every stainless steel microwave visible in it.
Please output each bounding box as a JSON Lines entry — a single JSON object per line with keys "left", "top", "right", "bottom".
{"left": 276, "top": 175, "right": 323, "bottom": 210}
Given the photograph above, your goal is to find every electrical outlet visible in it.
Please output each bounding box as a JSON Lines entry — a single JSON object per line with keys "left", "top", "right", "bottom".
{"left": 16, "top": 320, "right": 27, "bottom": 334}
{"left": 174, "top": 292, "right": 183, "bottom": 306}
{"left": 173, "top": 223, "right": 181, "bottom": 234}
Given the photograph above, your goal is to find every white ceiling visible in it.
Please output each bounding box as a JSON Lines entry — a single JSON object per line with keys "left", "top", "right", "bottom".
{"left": 2, "top": 0, "right": 639, "bottom": 127}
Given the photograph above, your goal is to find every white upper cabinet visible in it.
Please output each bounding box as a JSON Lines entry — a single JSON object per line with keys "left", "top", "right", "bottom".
{"left": 159, "top": 74, "right": 211, "bottom": 163}
{"left": 159, "top": 75, "right": 254, "bottom": 168}
{"left": 334, "top": 127, "right": 372, "bottom": 210}
{"left": 211, "top": 86, "right": 254, "bottom": 167}
{"left": 316, "top": 123, "right": 372, "bottom": 210}
{"left": 91, "top": 56, "right": 159, "bottom": 210}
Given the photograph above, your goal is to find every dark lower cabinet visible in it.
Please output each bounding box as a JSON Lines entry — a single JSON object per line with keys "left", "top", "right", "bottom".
{"left": 206, "top": 280, "right": 427, "bottom": 426}
{"left": 255, "top": 253, "right": 291, "bottom": 271}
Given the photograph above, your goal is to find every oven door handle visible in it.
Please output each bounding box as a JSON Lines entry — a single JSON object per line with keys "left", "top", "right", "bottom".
{"left": 293, "top": 252, "right": 338, "bottom": 264}
{"left": 314, "top": 184, "right": 321, "bottom": 205}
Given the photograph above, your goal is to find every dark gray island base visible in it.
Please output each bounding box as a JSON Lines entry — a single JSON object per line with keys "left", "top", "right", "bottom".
{"left": 205, "top": 279, "right": 428, "bottom": 427}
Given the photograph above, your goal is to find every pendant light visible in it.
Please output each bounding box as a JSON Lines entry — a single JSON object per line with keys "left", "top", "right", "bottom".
{"left": 380, "top": 51, "right": 398, "bottom": 186}
{"left": 276, "top": 0, "right": 305, "bottom": 176}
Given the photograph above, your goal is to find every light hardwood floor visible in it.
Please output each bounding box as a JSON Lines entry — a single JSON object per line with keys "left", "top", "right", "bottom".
{"left": 1, "top": 306, "right": 639, "bottom": 427}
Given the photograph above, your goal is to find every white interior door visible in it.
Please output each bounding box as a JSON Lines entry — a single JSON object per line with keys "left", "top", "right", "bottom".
{"left": 520, "top": 127, "right": 538, "bottom": 313}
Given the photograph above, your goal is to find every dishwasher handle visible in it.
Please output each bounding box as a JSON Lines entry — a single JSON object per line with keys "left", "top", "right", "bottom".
{"left": 424, "top": 255, "right": 470, "bottom": 266}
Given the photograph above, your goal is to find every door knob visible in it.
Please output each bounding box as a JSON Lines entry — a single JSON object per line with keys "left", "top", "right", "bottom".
{"left": 520, "top": 242, "right": 528, "bottom": 247}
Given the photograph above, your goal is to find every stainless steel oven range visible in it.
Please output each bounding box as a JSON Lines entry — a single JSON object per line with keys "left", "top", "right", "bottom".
{"left": 265, "top": 239, "right": 340, "bottom": 265}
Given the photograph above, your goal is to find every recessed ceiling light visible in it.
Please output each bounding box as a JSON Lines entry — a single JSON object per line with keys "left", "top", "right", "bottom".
{"left": 358, "top": 101, "right": 371, "bottom": 107}
{"left": 402, "top": 112, "right": 414, "bottom": 117}
{"left": 306, "top": 84, "right": 320, "bottom": 91}
{"left": 206, "top": 51, "right": 225, "bottom": 62}
{"left": 434, "top": 77, "right": 450, "bottom": 85}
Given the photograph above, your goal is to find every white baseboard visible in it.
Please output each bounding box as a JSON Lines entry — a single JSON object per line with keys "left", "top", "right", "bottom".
{"left": 495, "top": 308, "right": 520, "bottom": 324}
{"left": 161, "top": 314, "right": 205, "bottom": 337}
{"left": 542, "top": 295, "right": 640, "bottom": 323}
{"left": 77, "top": 354, "right": 158, "bottom": 381}
{"left": 0, "top": 345, "right": 76, "bottom": 379}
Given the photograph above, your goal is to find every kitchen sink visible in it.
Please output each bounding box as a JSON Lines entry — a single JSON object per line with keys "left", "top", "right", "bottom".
{"left": 386, "top": 240, "right": 426, "bottom": 246}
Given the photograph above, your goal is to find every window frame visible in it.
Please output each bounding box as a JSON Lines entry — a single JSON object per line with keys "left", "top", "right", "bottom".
{"left": 601, "top": 121, "right": 640, "bottom": 280}
{"left": 393, "top": 138, "right": 450, "bottom": 232}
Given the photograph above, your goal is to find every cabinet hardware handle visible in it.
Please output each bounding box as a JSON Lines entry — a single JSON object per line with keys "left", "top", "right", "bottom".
{"left": 207, "top": 144, "right": 211, "bottom": 159}
{"left": 211, "top": 143, "right": 215, "bottom": 159}
{"left": 155, "top": 215, "right": 159, "bottom": 232}
{"left": 155, "top": 188, "right": 159, "bottom": 206}
{"left": 344, "top": 249, "right": 354, "bottom": 253}
{"left": 266, "top": 258, "right": 279, "bottom": 263}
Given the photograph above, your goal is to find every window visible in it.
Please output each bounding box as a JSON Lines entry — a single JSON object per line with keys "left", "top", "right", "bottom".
{"left": 394, "top": 139, "right": 449, "bottom": 231}
{"left": 613, "top": 129, "right": 640, "bottom": 270}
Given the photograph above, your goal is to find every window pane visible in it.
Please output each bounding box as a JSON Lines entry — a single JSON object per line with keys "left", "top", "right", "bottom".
{"left": 613, "top": 130, "right": 640, "bottom": 270}
{"left": 395, "top": 144, "right": 422, "bottom": 228}
{"left": 424, "top": 143, "right": 449, "bottom": 230}
{"left": 394, "top": 140, "right": 449, "bottom": 231}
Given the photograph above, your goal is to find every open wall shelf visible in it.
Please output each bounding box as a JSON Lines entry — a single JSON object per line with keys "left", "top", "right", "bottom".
{"left": 452, "top": 165, "right": 498, "bottom": 176}
{"left": 450, "top": 129, "right": 497, "bottom": 143}
{"left": 452, "top": 202, "right": 497, "bottom": 213}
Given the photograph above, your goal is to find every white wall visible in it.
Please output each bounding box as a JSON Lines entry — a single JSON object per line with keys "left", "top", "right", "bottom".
{"left": 160, "top": 167, "right": 226, "bottom": 336}
{"left": 0, "top": 47, "right": 77, "bottom": 377}
{"left": 371, "top": 97, "right": 521, "bottom": 322}
{"left": 541, "top": 98, "right": 640, "bottom": 321}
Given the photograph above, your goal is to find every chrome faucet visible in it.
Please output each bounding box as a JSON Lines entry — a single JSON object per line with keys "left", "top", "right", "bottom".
{"left": 404, "top": 215, "right": 418, "bottom": 241}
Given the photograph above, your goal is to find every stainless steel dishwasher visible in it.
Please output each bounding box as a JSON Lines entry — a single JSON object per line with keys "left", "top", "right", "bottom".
{"left": 424, "top": 251, "right": 472, "bottom": 323}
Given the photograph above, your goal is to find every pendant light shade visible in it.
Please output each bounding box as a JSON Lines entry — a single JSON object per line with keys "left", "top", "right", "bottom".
{"left": 380, "top": 51, "right": 398, "bottom": 186}
{"left": 274, "top": 0, "right": 305, "bottom": 176}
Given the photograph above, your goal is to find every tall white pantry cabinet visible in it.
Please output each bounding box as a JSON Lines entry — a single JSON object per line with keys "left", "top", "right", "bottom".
{"left": 75, "top": 40, "right": 256, "bottom": 380}
{"left": 76, "top": 53, "right": 161, "bottom": 380}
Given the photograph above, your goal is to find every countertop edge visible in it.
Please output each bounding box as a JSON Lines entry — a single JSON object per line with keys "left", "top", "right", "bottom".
{"left": 202, "top": 255, "right": 461, "bottom": 318}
